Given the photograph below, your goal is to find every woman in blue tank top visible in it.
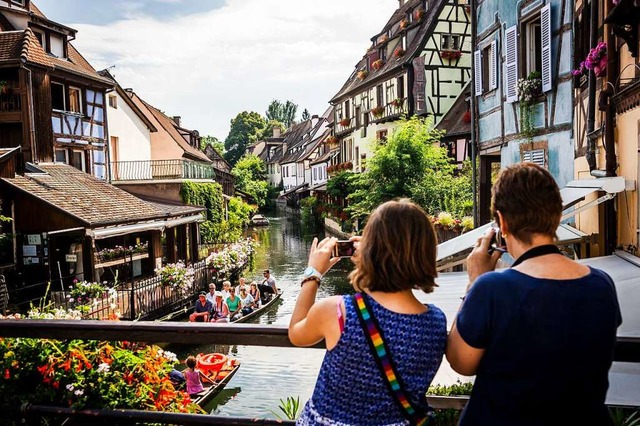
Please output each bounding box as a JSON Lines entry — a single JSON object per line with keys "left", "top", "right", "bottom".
{"left": 289, "top": 199, "right": 447, "bottom": 425}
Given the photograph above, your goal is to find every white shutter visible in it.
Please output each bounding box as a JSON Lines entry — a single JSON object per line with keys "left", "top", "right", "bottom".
{"left": 474, "top": 50, "right": 482, "bottom": 96}
{"left": 540, "top": 4, "right": 552, "bottom": 92}
{"left": 504, "top": 26, "right": 518, "bottom": 103}
{"left": 490, "top": 40, "right": 498, "bottom": 90}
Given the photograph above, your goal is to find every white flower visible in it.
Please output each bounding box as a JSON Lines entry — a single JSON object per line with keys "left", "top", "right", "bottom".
{"left": 66, "top": 384, "right": 74, "bottom": 391}
{"left": 97, "top": 363, "right": 110, "bottom": 373}
{"left": 74, "top": 389, "right": 84, "bottom": 396}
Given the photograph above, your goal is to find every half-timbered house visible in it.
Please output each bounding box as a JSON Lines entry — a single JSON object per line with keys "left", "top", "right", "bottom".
{"left": 329, "top": 0, "right": 472, "bottom": 172}
{"left": 472, "top": 0, "right": 575, "bottom": 224}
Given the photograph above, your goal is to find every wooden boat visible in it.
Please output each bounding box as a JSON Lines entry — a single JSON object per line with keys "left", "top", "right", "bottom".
{"left": 182, "top": 355, "right": 241, "bottom": 407}
{"left": 250, "top": 214, "right": 270, "bottom": 226}
{"left": 232, "top": 289, "right": 282, "bottom": 323}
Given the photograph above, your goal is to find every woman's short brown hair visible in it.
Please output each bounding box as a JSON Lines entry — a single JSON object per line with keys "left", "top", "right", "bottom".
{"left": 348, "top": 198, "right": 438, "bottom": 293}
{"left": 491, "top": 162, "right": 562, "bottom": 244}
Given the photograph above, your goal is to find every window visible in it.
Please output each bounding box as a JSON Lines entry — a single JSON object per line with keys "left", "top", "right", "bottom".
{"left": 397, "top": 76, "right": 405, "bottom": 100}
{"left": 10, "top": 0, "right": 26, "bottom": 6}
{"left": 72, "top": 150, "right": 85, "bottom": 172}
{"left": 51, "top": 82, "right": 65, "bottom": 111}
{"left": 475, "top": 40, "right": 498, "bottom": 95}
{"left": 441, "top": 34, "right": 460, "bottom": 51}
{"left": 524, "top": 20, "right": 542, "bottom": 76}
{"left": 376, "top": 84, "right": 384, "bottom": 107}
{"left": 33, "top": 30, "right": 47, "bottom": 52}
{"left": 376, "top": 129, "right": 388, "bottom": 143}
{"left": 54, "top": 149, "right": 67, "bottom": 164}
{"left": 69, "top": 87, "right": 82, "bottom": 114}
{"left": 344, "top": 100, "right": 350, "bottom": 119}
{"left": 108, "top": 95, "right": 117, "bottom": 109}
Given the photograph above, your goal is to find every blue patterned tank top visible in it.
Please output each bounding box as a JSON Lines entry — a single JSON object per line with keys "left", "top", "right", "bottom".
{"left": 297, "top": 293, "right": 447, "bottom": 426}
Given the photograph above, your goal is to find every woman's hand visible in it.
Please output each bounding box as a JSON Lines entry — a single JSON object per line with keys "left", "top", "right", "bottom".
{"left": 466, "top": 227, "right": 504, "bottom": 288}
{"left": 308, "top": 237, "right": 341, "bottom": 276}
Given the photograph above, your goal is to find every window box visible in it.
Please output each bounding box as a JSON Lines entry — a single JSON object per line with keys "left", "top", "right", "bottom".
{"left": 339, "top": 118, "right": 351, "bottom": 127}
{"left": 372, "top": 59, "right": 385, "bottom": 71}
{"left": 371, "top": 106, "right": 385, "bottom": 118}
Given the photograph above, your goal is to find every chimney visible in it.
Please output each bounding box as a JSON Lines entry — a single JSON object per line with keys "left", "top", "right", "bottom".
{"left": 173, "top": 116, "right": 181, "bottom": 127}
{"left": 311, "top": 114, "right": 319, "bottom": 128}
{"left": 272, "top": 126, "right": 281, "bottom": 138}
{"left": 398, "top": 0, "right": 405, "bottom": 7}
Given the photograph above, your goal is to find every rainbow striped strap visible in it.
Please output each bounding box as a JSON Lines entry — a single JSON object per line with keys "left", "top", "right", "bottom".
{"left": 352, "top": 293, "right": 432, "bottom": 426}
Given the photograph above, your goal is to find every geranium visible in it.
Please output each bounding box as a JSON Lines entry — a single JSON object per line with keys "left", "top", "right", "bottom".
{"left": 96, "top": 242, "right": 148, "bottom": 262}
{"left": 372, "top": 59, "right": 385, "bottom": 71}
{"left": 357, "top": 70, "right": 368, "bottom": 80}
{"left": 339, "top": 118, "right": 351, "bottom": 127}
{"left": 0, "top": 336, "right": 200, "bottom": 413}
{"left": 391, "top": 98, "right": 404, "bottom": 109}
{"left": 572, "top": 42, "right": 607, "bottom": 77}
{"left": 441, "top": 50, "right": 462, "bottom": 60}
{"left": 393, "top": 47, "right": 406, "bottom": 58}
{"left": 206, "top": 238, "right": 257, "bottom": 277}
{"left": 371, "top": 106, "right": 385, "bottom": 118}
{"left": 155, "top": 261, "right": 195, "bottom": 294}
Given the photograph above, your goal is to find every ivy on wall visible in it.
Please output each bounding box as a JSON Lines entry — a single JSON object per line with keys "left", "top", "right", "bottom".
{"left": 180, "top": 181, "right": 224, "bottom": 223}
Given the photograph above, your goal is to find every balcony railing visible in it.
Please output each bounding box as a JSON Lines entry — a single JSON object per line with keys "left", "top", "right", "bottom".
{"left": 110, "top": 159, "right": 216, "bottom": 181}
{"left": 51, "top": 111, "right": 105, "bottom": 144}
{"left": 0, "top": 93, "right": 21, "bottom": 112}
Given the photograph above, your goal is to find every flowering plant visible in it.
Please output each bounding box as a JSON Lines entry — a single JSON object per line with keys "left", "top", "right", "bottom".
{"left": 155, "top": 261, "right": 195, "bottom": 294}
{"left": 68, "top": 280, "right": 107, "bottom": 305}
{"left": 357, "top": 70, "right": 369, "bottom": 80}
{"left": 517, "top": 71, "right": 542, "bottom": 138}
{"left": 441, "top": 50, "right": 462, "bottom": 60}
{"left": 0, "top": 336, "right": 200, "bottom": 413}
{"left": 399, "top": 19, "right": 409, "bottom": 30}
{"left": 371, "top": 106, "right": 385, "bottom": 118}
{"left": 339, "top": 118, "right": 352, "bottom": 127}
{"left": 325, "top": 136, "right": 338, "bottom": 145}
{"left": 96, "top": 242, "right": 148, "bottom": 262}
{"left": 572, "top": 41, "right": 607, "bottom": 77}
{"left": 206, "top": 238, "right": 257, "bottom": 276}
{"left": 393, "top": 47, "right": 406, "bottom": 58}
{"left": 413, "top": 8, "right": 425, "bottom": 21}
{"left": 391, "top": 98, "right": 404, "bottom": 109}
{"left": 372, "top": 59, "right": 385, "bottom": 71}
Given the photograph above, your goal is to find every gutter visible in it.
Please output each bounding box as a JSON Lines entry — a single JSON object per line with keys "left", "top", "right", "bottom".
{"left": 21, "top": 64, "right": 38, "bottom": 164}
{"left": 470, "top": 0, "right": 478, "bottom": 224}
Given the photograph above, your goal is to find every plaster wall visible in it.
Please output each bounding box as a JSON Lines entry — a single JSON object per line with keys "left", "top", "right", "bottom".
{"left": 107, "top": 92, "right": 152, "bottom": 162}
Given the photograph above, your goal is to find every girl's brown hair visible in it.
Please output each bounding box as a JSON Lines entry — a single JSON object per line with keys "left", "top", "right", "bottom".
{"left": 186, "top": 355, "right": 197, "bottom": 369}
{"left": 348, "top": 199, "right": 438, "bottom": 293}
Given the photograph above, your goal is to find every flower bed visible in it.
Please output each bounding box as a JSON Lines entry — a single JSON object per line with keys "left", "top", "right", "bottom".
{"left": 206, "top": 238, "right": 257, "bottom": 277}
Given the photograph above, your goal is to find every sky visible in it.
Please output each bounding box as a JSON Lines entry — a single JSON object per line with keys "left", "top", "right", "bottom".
{"left": 34, "top": 0, "right": 398, "bottom": 140}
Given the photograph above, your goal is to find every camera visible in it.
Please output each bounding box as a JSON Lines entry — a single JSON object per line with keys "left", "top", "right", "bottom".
{"left": 333, "top": 240, "right": 355, "bottom": 258}
{"left": 488, "top": 222, "right": 506, "bottom": 255}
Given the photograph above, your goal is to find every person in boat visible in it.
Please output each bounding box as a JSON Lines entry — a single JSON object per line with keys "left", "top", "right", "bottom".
{"left": 221, "top": 280, "right": 231, "bottom": 301}
{"left": 238, "top": 286, "right": 255, "bottom": 316}
{"left": 237, "top": 277, "right": 248, "bottom": 294}
{"left": 169, "top": 369, "right": 186, "bottom": 388}
{"left": 205, "top": 283, "right": 217, "bottom": 304}
{"left": 184, "top": 355, "right": 205, "bottom": 397}
{"left": 249, "top": 281, "right": 261, "bottom": 308}
{"left": 210, "top": 291, "right": 230, "bottom": 323}
{"left": 189, "top": 291, "right": 213, "bottom": 323}
{"left": 289, "top": 199, "right": 447, "bottom": 425}
{"left": 225, "top": 287, "right": 242, "bottom": 321}
{"left": 259, "top": 269, "right": 277, "bottom": 303}
{"left": 446, "top": 163, "right": 622, "bottom": 426}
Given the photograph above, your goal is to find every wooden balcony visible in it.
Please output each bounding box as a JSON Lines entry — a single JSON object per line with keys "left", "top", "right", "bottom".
{"left": 0, "top": 92, "right": 21, "bottom": 113}
{"left": 110, "top": 159, "right": 216, "bottom": 181}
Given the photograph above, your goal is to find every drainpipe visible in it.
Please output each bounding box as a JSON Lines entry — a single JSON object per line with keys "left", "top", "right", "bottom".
{"left": 585, "top": 0, "right": 598, "bottom": 171}
{"left": 22, "top": 64, "right": 38, "bottom": 164}
{"left": 470, "top": 0, "right": 478, "bottom": 224}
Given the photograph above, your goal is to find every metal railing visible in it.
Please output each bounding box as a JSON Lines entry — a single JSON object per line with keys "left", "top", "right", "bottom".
{"left": 110, "top": 159, "right": 216, "bottom": 181}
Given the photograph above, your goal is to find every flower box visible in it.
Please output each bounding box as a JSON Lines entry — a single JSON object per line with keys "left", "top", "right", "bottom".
{"left": 413, "top": 8, "right": 425, "bottom": 21}
{"left": 371, "top": 106, "right": 385, "bottom": 118}
{"left": 391, "top": 98, "right": 404, "bottom": 109}
{"left": 399, "top": 19, "right": 409, "bottom": 30}
{"left": 339, "top": 118, "right": 352, "bottom": 127}
{"left": 357, "top": 70, "right": 369, "bottom": 80}
{"left": 394, "top": 47, "right": 406, "bottom": 58}
{"left": 379, "top": 35, "right": 389, "bottom": 43}
{"left": 441, "top": 50, "right": 462, "bottom": 60}
{"left": 372, "top": 59, "right": 385, "bottom": 71}
{"left": 573, "top": 42, "right": 607, "bottom": 77}
{"left": 326, "top": 136, "right": 338, "bottom": 145}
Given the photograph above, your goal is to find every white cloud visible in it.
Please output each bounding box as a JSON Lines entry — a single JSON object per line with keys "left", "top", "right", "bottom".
{"left": 70, "top": 0, "right": 396, "bottom": 139}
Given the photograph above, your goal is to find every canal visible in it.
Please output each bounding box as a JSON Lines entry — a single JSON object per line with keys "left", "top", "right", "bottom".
{"left": 171, "top": 207, "right": 356, "bottom": 419}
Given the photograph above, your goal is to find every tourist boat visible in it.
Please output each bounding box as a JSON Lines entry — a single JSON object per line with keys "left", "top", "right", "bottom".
{"left": 232, "top": 289, "right": 282, "bottom": 323}
{"left": 250, "top": 214, "right": 270, "bottom": 226}
{"left": 182, "top": 353, "right": 241, "bottom": 407}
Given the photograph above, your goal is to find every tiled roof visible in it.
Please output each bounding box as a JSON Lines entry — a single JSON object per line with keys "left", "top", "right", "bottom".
{"left": 1, "top": 164, "right": 168, "bottom": 226}
{"left": 435, "top": 83, "right": 471, "bottom": 137}
{"left": 0, "top": 29, "right": 52, "bottom": 67}
{"left": 279, "top": 120, "right": 314, "bottom": 164}
{"left": 331, "top": 0, "right": 444, "bottom": 102}
{"left": 144, "top": 200, "right": 204, "bottom": 216}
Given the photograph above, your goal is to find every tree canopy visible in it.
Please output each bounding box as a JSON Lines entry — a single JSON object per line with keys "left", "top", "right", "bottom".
{"left": 301, "top": 108, "right": 310, "bottom": 121}
{"left": 224, "top": 111, "right": 267, "bottom": 166}
{"left": 200, "top": 135, "right": 224, "bottom": 155}
{"left": 232, "top": 154, "right": 269, "bottom": 208}
{"left": 266, "top": 99, "right": 298, "bottom": 128}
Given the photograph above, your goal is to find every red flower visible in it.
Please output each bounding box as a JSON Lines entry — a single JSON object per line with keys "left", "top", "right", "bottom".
{"left": 463, "top": 111, "right": 471, "bottom": 123}
{"left": 4, "top": 368, "right": 9, "bottom": 379}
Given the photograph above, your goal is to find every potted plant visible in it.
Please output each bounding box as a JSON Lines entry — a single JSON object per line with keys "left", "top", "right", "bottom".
{"left": 371, "top": 106, "right": 385, "bottom": 118}
{"left": 339, "top": 118, "right": 351, "bottom": 127}
{"left": 413, "top": 7, "right": 425, "bottom": 21}
{"left": 372, "top": 59, "right": 385, "bottom": 71}
{"left": 0, "top": 80, "right": 9, "bottom": 95}
{"left": 357, "top": 70, "right": 369, "bottom": 80}
{"left": 399, "top": 19, "right": 409, "bottom": 30}
{"left": 441, "top": 50, "right": 462, "bottom": 60}
{"left": 326, "top": 135, "right": 338, "bottom": 145}
{"left": 391, "top": 98, "right": 404, "bottom": 109}
{"left": 393, "top": 47, "right": 406, "bottom": 58}
{"left": 379, "top": 35, "right": 389, "bottom": 43}
{"left": 572, "top": 41, "right": 607, "bottom": 77}
{"left": 517, "top": 71, "right": 542, "bottom": 139}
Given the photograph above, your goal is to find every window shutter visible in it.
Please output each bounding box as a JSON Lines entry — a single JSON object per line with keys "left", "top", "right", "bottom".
{"left": 522, "top": 149, "right": 546, "bottom": 167}
{"left": 490, "top": 40, "right": 498, "bottom": 90}
{"left": 474, "top": 50, "right": 482, "bottom": 96}
{"left": 504, "top": 26, "right": 518, "bottom": 103}
{"left": 540, "top": 4, "right": 552, "bottom": 92}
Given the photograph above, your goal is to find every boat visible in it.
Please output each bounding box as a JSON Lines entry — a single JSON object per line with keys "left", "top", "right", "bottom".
{"left": 250, "top": 214, "right": 270, "bottom": 226}
{"left": 232, "top": 289, "right": 282, "bottom": 323}
{"left": 182, "top": 354, "right": 241, "bottom": 407}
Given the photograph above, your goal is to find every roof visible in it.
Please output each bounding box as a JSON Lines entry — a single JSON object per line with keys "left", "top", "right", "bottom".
{"left": 143, "top": 200, "right": 204, "bottom": 216}
{"left": 331, "top": 0, "right": 445, "bottom": 102}
{"left": 136, "top": 96, "right": 212, "bottom": 163}
{"left": 1, "top": 164, "right": 168, "bottom": 227}
{"left": 435, "top": 82, "right": 471, "bottom": 137}
{"left": 279, "top": 120, "right": 314, "bottom": 164}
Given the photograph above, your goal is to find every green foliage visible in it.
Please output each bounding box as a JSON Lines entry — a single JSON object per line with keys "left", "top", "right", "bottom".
{"left": 300, "top": 196, "right": 320, "bottom": 227}
{"left": 271, "top": 396, "right": 301, "bottom": 420}
{"left": 232, "top": 155, "right": 269, "bottom": 208}
{"left": 301, "top": 108, "right": 310, "bottom": 121}
{"left": 610, "top": 409, "right": 640, "bottom": 426}
{"left": 200, "top": 135, "right": 224, "bottom": 155}
{"left": 180, "top": 181, "right": 224, "bottom": 223}
{"left": 224, "top": 111, "right": 267, "bottom": 166}
{"left": 266, "top": 99, "right": 298, "bottom": 128}
{"left": 427, "top": 381, "right": 474, "bottom": 426}
{"left": 260, "top": 119, "right": 285, "bottom": 140}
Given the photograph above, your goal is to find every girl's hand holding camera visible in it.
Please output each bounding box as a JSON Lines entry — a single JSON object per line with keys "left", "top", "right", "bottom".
{"left": 307, "top": 237, "right": 342, "bottom": 276}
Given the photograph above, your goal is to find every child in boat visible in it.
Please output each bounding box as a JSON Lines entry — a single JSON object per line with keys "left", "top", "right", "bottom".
{"left": 184, "top": 355, "right": 205, "bottom": 397}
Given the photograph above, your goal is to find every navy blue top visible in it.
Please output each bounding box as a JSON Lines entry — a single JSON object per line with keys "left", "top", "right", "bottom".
{"left": 193, "top": 299, "right": 212, "bottom": 314}
{"left": 297, "top": 293, "right": 447, "bottom": 426}
{"left": 456, "top": 267, "right": 622, "bottom": 426}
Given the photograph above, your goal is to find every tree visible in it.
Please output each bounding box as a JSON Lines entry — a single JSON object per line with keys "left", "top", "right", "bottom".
{"left": 232, "top": 154, "right": 269, "bottom": 208}
{"left": 266, "top": 99, "right": 298, "bottom": 128}
{"left": 224, "top": 112, "right": 266, "bottom": 166}
{"left": 301, "top": 108, "right": 310, "bottom": 121}
{"left": 260, "top": 120, "right": 285, "bottom": 140}
{"left": 200, "top": 135, "right": 224, "bottom": 155}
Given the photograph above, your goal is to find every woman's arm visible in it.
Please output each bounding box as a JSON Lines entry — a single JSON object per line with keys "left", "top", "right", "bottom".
{"left": 289, "top": 237, "right": 341, "bottom": 347}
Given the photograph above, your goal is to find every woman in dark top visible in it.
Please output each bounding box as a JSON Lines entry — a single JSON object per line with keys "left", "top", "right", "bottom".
{"left": 446, "top": 163, "right": 622, "bottom": 426}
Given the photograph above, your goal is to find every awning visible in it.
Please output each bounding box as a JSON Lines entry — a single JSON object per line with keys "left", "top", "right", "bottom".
{"left": 310, "top": 183, "right": 327, "bottom": 191}
{"left": 560, "top": 177, "right": 625, "bottom": 212}
{"left": 280, "top": 183, "right": 308, "bottom": 197}
{"left": 90, "top": 214, "right": 204, "bottom": 240}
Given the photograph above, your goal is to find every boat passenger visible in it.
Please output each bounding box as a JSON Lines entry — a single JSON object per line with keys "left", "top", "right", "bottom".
{"left": 184, "top": 355, "right": 205, "bottom": 397}
{"left": 221, "top": 280, "right": 232, "bottom": 301}
{"left": 205, "top": 283, "right": 217, "bottom": 304}
{"left": 289, "top": 199, "right": 446, "bottom": 425}
{"left": 238, "top": 287, "right": 255, "bottom": 316}
{"left": 225, "top": 287, "right": 242, "bottom": 321}
{"left": 210, "top": 291, "right": 230, "bottom": 323}
{"left": 189, "top": 292, "right": 212, "bottom": 323}
{"left": 249, "top": 281, "right": 261, "bottom": 308}
{"left": 259, "top": 269, "right": 277, "bottom": 302}
{"left": 237, "top": 277, "right": 248, "bottom": 294}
